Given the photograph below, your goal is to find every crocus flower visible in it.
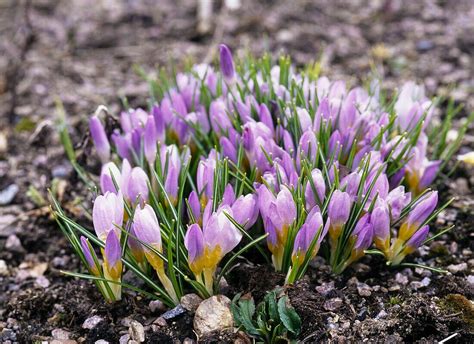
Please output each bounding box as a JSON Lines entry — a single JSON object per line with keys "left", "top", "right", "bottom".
{"left": 327, "top": 190, "right": 352, "bottom": 243}
{"left": 80, "top": 236, "right": 99, "bottom": 276}
{"left": 122, "top": 167, "right": 149, "bottom": 205}
{"left": 305, "top": 169, "right": 326, "bottom": 210}
{"left": 92, "top": 191, "right": 124, "bottom": 241}
{"left": 386, "top": 186, "right": 411, "bottom": 221}
{"left": 196, "top": 150, "right": 218, "bottom": 202}
{"left": 372, "top": 202, "right": 391, "bottom": 253}
{"left": 103, "top": 230, "right": 122, "bottom": 281}
{"left": 230, "top": 193, "right": 258, "bottom": 229}
{"left": 219, "top": 44, "right": 235, "bottom": 82}
{"left": 100, "top": 162, "right": 121, "bottom": 194}
{"left": 144, "top": 115, "right": 158, "bottom": 165}
{"left": 404, "top": 225, "right": 429, "bottom": 254}
{"left": 398, "top": 191, "right": 437, "bottom": 242}
{"left": 89, "top": 116, "right": 110, "bottom": 163}
{"left": 348, "top": 214, "right": 374, "bottom": 263}
{"left": 184, "top": 205, "right": 242, "bottom": 293}
{"left": 292, "top": 208, "right": 327, "bottom": 266}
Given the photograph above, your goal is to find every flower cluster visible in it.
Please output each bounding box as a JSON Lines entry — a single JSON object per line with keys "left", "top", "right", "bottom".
{"left": 54, "top": 44, "right": 457, "bottom": 304}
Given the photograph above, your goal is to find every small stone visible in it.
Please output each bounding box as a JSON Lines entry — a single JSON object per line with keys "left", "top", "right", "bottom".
{"left": 357, "top": 282, "right": 372, "bottom": 297}
{"left": 324, "top": 298, "right": 343, "bottom": 311}
{"left": 353, "top": 263, "right": 371, "bottom": 274}
{"left": 129, "top": 320, "right": 145, "bottom": 343}
{"left": 153, "top": 317, "right": 167, "bottom": 327}
{"left": 395, "top": 273, "right": 408, "bottom": 286}
{"left": 0, "top": 184, "right": 19, "bottom": 205}
{"left": 36, "top": 276, "right": 50, "bottom": 288}
{"left": 420, "top": 277, "right": 431, "bottom": 287}
{"left": 82, "top": 315, "right": 103, "bottom": 329}
{"left": 447, "top": 263, "right": 467, "bottom": 274}
{"left": 357, "top": 307, "right": 368, "bottom": 321}
{"left": 95, "top": 340, "right": 109, "bottom": 344}
{"left": 180, "top": 293, "right": 203, "bottom": 313}
{"left": 315, "top": 281, "right": 335, "bottom": 297}
{"left": 161, "top": 304, "right": 186, "bottom": 320}
{"left": 193, "top": 295, "right": 233, "bottom": 336}
{"left": 183, "top": 338, "right": 196, "bottom": 344}
{"left": 119, "top": 334, "right": 130, "bottom": 344}
{"left": 0, "top": 260, "right": 8, "bottom": 276}
{"left": 5, "top": 234, "right": 24, "bottom": 252}
{"left": 149, "top": 300, "right": 166, "bottom": 313}
{"left": 376, "top": 310, "right": 388, "bottom": 319}
{"left": 416, "top": 40, "right": 434, "bottom": 52}
{"left": 467, "top": 275, "right": 474, "bottom": 285}
{"left": 52, "top": 328, "right": 70, "bottom": 340}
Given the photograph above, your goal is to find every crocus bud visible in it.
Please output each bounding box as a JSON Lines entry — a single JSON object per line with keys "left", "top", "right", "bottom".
{"left": 92, "top": 191, "right": 124, "bottom": 241}
{"left": 399, "top": 191, "right": 437, "bottom": 241}
{"left": 164, "top": 160, "right": 180, "bottom": 206}
{"left": 231, "top": 194, "right": 258, "bottom": 229}
{"left": 184, "top": 223, "right": 205, "bottom": 275}
{"left": 292, "top": 208, "right": 326, "bottom": 266}
{"left": 350, "top": 214, "right": 374, "bottom": 261}
{"left": 419, "top": 160, "right": 441, "bottom": 190}
{"left": 100, "top": 162, "right": 121, "bottom": 194}
{"left": 144, "top": 115, "right": 158, "bottom": 165}
{"left": 372, "top": 203, "right": 391, "bottom": 253}
{"left": 305, "top": 169, "right": 326, "bottom": 210}
{"left": 297, "top": 130, "right": 318, "bottom": 165}
{"left": 89, "top": 116, "right": 110, "bottom": 163}
{"left": 404, "top": 225, "right": 429, "bottom": 254}
{"left": 196, "top": 151, "right": 217, "bottom": 201}
{"left": 386, "top": 186, "right": 411, "bottom": 221}
{"left": 103, "top": 230, "right": 122, "bottom": 281}
{"left": 80, "top": 236, "right": 99, "bottom": 276}
{"left": 219, "top": 44, "right": 235, "bottom": 82}
{"left": 187, "top": 191, "right": 202, "bottom": 223}
{"left": 210, "top": 100, "right": 233, "bottom": 134}
{"left": 327, "top": 190, "right": 352, "bottom": 242}
{"left": 133, "top": 204, "right": 163, "bottom": 271}
{"left": 269, "top": 187, "right": 297, "bottom": 233}
{"left": 123, "top": 167, "right": 149, "bottom": 205}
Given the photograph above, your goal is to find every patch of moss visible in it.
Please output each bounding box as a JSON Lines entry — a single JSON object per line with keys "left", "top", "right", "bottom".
{"left": 439, "top": 294, "right": 474, "bottom": 330}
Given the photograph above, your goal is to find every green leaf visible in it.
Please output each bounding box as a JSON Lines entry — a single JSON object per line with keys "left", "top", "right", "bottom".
{"left": 277, "top": 296, "right": 301, "bottom": 335}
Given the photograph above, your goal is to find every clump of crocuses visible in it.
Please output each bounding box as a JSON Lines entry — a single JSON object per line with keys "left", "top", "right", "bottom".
{"left": 53, "top": 43, "right": 462, "bottom": 305}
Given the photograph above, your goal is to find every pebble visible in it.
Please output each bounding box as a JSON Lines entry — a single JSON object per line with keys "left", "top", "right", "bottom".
{"left": 95, "top": 340, "right": 109, "bottom": 344}
{"left": 375, "top": 310, "right": 388, "bottom": 319}
{"left": 153, "top": 317, "right": 167, "bottom": 327}
{"left": 5, "top": 234, "right": 24, "bottom": 252}
{"left": 395, "top": 273, "right": 408, "bottom": 286}
{"left": 161, "top": 304, "right": 186, "bottom": 320}
{"left": 447, "top": 263, "right": 467, "bottom": 274}
{"left": 0, "top": 260, "right": 8, "bottom": 276}
{"left": 119, "top": 334, "right": 130, "bottom": 344}
{"left": 357, "top": 282, "right": 372, "bottom": 297}
{"left": 149, "top": 300, "right": 166, "bottom": 313}
{"left": 421, "top": 277, "right": 431, "bottom": 287}
{"left": 36, "top": 276, "right": 50, "bottom": 288}
{"left": 52, "top": 328, "right": 71, "bottom": 340}
{"left": 82, "top": 315, "right": 104, "bottom": 329}
{"left": 183, "top": 338, "right": 196, "bottom": 344}
{"left": 180, "top": 293, "right": 203, "bottom": 313}
{"left": 357, "top": 307, "right": 368, "bottom": 321}
{"left": 416, "top": 40, "right": 434, "bottom": 52}
{"left": 128, "top": 320, "right": 145, "bottom": 343}
{"left": 315, "top": 281, "right": 335, "bottom": 297}
{"left": 0, "top": 184, "right": 19, "bottom": 205}
{"left": 193, "top": 295, "right": 233, "bottom": 336}
{"left": 324, "top": 298, "right": 343, "bottom": 311}
{"left": 467, "top": 275, "right": 474, "bottom": 285}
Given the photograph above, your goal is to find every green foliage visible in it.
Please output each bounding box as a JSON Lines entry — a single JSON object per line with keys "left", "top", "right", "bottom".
{"left": 231, "top": 288, "right": 301, "bottom": 343}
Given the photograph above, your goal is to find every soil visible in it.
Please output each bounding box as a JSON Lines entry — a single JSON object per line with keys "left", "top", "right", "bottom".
{"left": 0, "top": 0, "right": 473, "bottom": 343}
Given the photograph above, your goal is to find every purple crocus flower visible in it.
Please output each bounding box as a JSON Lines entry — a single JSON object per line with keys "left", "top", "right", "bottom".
{"left": 386, "top": 186, "right": 411, "bottom": 221}
{"left": 89, "top": 116, "right": 110, "bottom": 163}
{"left": 144, "top": 115, "right": 158, "bottom": 165}
{"left": 305, "top": 169, "right": 326, "bottom": 210}
{"left": 327, "top": 190, "right": 352, "bottom": 242}
{"left": 104, "top": 230, "right": 122, "bottom": 280}
{"left": 372, "top": 202, "right": 391, "bottom": 253}
{"left": 210, "top": 99, "right": 233, "bottom": 135}
{"left": 100, "top": 162, "right": 121, "bottom": 194}
{"left": 404, "top": 225, "right": 429, "bottom": 253}
{"left": 231, "top": 193, "right": 258, "bottom": 229}
{"left": 80, "top": 236, "right": 99, "bottom": 276}
{"left": 219, "top": 44, "right": 235, "bottom": 82}
{"left": 292, "top": 208, "right": 327, "bottom": 265}
{"left": 399, "top": 191, "right": 437, "bottom": 241}
{"left": 133, "top": 204, "right": 163, "bottom": 270}
{"left": 184, "top": 223, "right": 205, "bottom": 275}
{"left": 187, "top": 191, "right": 202, "bottom": 224}
{"left": 122, "top": 167, "right": 149, "bottom": 205}
{"left": 351, "top": 214, "right": 374, "bottom": 259}
{"left": 297, "top": 130, "right": 318, "bottom": 165}
{"left": 92, "top": 191, "right": 124, "bottom": 241}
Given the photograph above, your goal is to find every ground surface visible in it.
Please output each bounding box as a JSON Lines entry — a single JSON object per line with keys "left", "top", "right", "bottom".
{"left": 0, "top": 0, "right": 473, "bottom": 343}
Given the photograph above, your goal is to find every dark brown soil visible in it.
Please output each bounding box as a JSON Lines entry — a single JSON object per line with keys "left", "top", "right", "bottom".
{"left": 1, "top": 0, "right": 473, "bottom": 343}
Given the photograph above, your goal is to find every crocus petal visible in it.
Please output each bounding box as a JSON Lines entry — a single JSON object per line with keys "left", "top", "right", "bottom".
{"left": 219, "top": 44, "right": 235, "bottom": 81}
{"left": 328, "top": 190, "right": 352, "bottom": 226}
{"left": 231, "top": 194, "right": 258, "bottom": 229}
{"left": 89, "top": 116, "right": 110, "bottom": 163}
{"left": 408, "top": 191, "right": 438, "bottom": 226}
{"left": 184, "top": 223, "right": 205, "bottom": 263}
{"left": 133, "top": 204, "right": 162, "bottom": 249}
{"left": 144, "top": 115, "right": 157, "bottom": 165}
{"left": 104, "top": 230, "right": 121, "bottom": 270}
{"left": 92, "top": 192, "right": 124, "bottom": 241}
{"left": 80, "top": 236, "right": 96, "bottom": 271}
{"left": 124, "top": 167, "right": 149, "bottom": 204}
{"left": 419, "top": 160, "right": 441, "bottom": 189}
{"left": 275, "top": 187, "right": 297, "bottom": 227}
{"left": 100, "top": 162, "right": 121, "bottom": 194}
{"left": 406, "top": 225, "right": 429, "bottom": 249}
